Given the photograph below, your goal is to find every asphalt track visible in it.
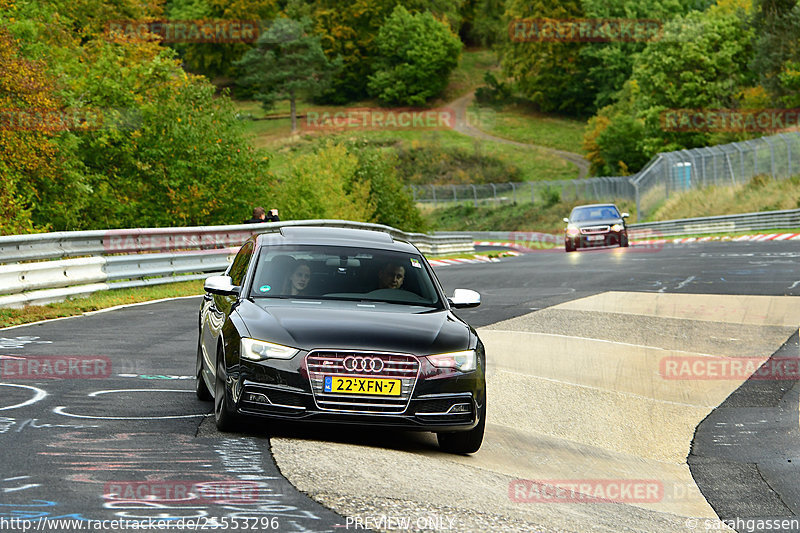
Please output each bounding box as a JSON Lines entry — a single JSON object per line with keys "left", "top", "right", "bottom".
{"left": 0, "top": 240, "right": 798, "bottom": 532}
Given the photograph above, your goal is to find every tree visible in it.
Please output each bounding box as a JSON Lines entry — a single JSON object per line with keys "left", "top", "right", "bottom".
{"left": 367, "top": 6, "right": 462, "bottom": 106}
{"left": 584, "top": 10, "right": 755, "bottom": 174}
{"left": 274, "top": 142, "right": 375, "bottom": 221}
{"left": 501, "top": 0, "right": 593, "bottom": 116}
{"left": 236, "top": 17, "right": 339, "bottom": 132}
{"left": 750, "top": 0, "right": 800, "bottom": 103}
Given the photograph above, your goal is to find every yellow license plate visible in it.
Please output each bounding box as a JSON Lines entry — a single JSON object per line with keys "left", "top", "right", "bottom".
{"left": 323, "top": 376, "right": 401, "bottom": 396}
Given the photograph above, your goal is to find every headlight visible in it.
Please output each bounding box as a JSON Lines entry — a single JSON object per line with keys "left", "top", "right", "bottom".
{"left": 566, "top": 225, "right": 580, "bottom": 236}
{"left": 610, "top": 224, "right": 624, "bottom": 232}
{"left": 427, "top": 350, "right": 476, "bottom": 372}
{"left": 240, "top": 338, "right": 299, "bottom": 361}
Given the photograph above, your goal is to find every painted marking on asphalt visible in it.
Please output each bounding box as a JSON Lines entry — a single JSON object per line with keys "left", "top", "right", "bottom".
{"left": 0, "top": 384, "right": 48, "bottom": 411}
{"left": 53, "top": 389, "right": 206, "bottom": 420}
{"left": 675, "top": 276, "right": 696, "bottom": 290}
{"left": 788, "top": 281, "right": 800, "bottom": 290}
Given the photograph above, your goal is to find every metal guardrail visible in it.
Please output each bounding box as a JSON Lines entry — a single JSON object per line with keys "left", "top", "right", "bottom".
{"left": 627, "top": 208, "right": 800, "bottom": 238}
{"left": 435, "top": 208, "right": 800, "bottom": 243}
{"left": 0, "top": 221, "right": 474, "bottom": 308}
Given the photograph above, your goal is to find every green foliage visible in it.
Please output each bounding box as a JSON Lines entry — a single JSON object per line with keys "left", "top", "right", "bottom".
{"left": 367, "top": 6, "right": 462, "bottom": 106}
{"left": 584, "top": 9, "right": 755, "bottom": 175}
{"left": 350, "top": 143, "right": 428, "bottom": 232}
{"left": 501, "top": 0, "right": 593, "bottom": 116}
{"left": 0, "top": 0, "right": 270, "bottom": 233}
{"left": 236, "top": 17, "right": 340, "bottom": 130}
{"left": 750, "top": 0, "right": 800, "bottom": 102}
{"left": 394, "top": 139, "right": 522, "bottom": 185}
{"left": 460, "top": 0, "right": 506, "bottom": 46}
{"left": 474, "top": 71, "right": 513, "bottom": 105}
{"left": 166, "top": 0, "right": 281, "bottom": 79}
{"left": 272, "top": 139, "right": 427, "bottom": 231}
{"left": 273, "top": 142, "right": 374, "bottom": 221}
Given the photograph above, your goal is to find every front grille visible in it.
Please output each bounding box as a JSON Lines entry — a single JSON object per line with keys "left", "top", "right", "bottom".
{"left": 580, "top": 225, "right": 610, "bottom": 234}
{"left": 306, "top": 351, "right": 419, "bottom": 414}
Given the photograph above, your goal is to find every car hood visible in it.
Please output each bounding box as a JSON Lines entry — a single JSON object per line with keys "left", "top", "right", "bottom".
{"left": 570, "top": 218, "right": 623, "bottom": 227}
{"left": 236, "top": 299, "right": 471, "bottom": 355}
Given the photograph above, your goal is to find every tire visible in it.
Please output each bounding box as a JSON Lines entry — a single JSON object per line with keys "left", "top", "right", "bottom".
{"left": 437, "top": 403, "right": 486, "bottom": 454}
{"left": 565, "top": 240, "right": 576, "bottom": 253}
{"left": 196, "top": 340, "right": 212, "bottom": 401}
{"left": 620, "top": 235, "right": 629, "bottom": 248}
{"left": 214, "top": 350, "right": 239, "bottom": 432}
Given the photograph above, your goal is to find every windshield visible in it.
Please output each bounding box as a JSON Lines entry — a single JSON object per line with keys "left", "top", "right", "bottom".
{"left": 249, "top": 245, "right": 442, "bottom": 308}
{"left": 571, "top": 206, "right": 620, "bottom": 222}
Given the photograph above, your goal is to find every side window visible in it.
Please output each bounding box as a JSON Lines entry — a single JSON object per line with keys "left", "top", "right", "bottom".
{"left": 228, "top": 242, "right": 254, "bottom": 287}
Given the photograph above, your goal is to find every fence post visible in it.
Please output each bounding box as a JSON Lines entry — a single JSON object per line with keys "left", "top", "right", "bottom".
{"left": 451, "top": 185, "right": 457, "bottom": 202}
{"left": 530, "top": 181, "right": 535, "bottom": 204}
{"left": 490, "top": 183, "right": 497, "bottom": 202}
{"left": 510, "top": 182, "right": 517, "bottom": 203}
{"left": 432, "top": 185, "right": 437, "bottom": 208}
{"left": 471, "top": 184, "right": 478, "bottom": 207}
{"left": 780, "top": 133, "right": 792, "bottom": 177}
{"left": 765, "top": 137, "right": 776, "bottom": 178}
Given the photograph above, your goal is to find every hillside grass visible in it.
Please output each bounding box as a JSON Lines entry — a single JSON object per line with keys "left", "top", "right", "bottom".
{"left": 649, "top": 175, "right": 800, "bottom": 221}
{"left": 476, "top": 101, "right": 588, "bottom": 155}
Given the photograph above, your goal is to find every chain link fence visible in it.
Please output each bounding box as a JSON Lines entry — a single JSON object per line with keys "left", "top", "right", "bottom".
{"left": 412, "top": 131, "right": 800, "bottom": 220}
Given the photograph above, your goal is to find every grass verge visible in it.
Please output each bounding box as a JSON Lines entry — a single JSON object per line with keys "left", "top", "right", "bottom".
{"left": 0, "top": 280, "right": 204, "bottom": 328}
{"left": 472, "top": 101, "right": 588, "bottom": 155}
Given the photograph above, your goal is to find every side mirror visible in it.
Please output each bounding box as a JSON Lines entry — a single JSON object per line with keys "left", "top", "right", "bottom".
{"left": 449, "top": 288, "right": 481, "bottom": 309}
{"left": 562, "top": 217, "right": 570, "bottom": 223}
{"left": 621, "top": 212, "right": 630, "bottom": 218}
{"left": 205, "top": 275, "right": 240, "bottom": 296}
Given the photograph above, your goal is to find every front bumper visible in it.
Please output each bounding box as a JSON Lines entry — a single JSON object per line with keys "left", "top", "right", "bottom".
{"left": 229, "top": 352, "right": 485, "bottom": 432}
{"left": 567, "top": 230, "right": 627, "bottom": 247}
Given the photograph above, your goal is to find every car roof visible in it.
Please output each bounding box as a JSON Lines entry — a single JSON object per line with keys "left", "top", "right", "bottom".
{"left": 254, "top": 226, "right": 418, "bottom": 253}
{"left": 571, "top": 203, "right": 619, "bottom": 209}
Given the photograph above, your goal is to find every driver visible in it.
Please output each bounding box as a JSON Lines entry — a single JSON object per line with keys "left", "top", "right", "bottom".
{"left": 377, "top": 263, "right": 405, "bottom": 290}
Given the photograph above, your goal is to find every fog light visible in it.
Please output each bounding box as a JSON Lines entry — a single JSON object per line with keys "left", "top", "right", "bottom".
{"left": 450, "top": 403, "right": 471, "bottom": 413}
{"left": 246, "top": 393, "right": 269, "bottom": 404}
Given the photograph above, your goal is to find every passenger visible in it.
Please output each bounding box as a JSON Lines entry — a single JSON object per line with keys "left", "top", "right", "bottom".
{"left": 377, "top": 262, "right": 405, "bottom": 290}
{"left": 284, "top": 261, "right": 311, "bottom": 295}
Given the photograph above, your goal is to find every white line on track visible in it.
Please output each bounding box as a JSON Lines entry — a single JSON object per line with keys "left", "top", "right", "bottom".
{"left": 675, "top": 276, "right": 696, "bottom": 290}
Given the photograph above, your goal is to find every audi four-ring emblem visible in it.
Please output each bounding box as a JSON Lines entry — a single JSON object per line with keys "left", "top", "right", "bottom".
{"left": 342, "top": 356, "right": 384, "bottom": 373}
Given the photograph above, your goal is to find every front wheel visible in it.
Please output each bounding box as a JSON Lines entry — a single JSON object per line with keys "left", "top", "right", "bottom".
{"left": 565, "top": 240, "right": 576, "bottom": 253}
{"left": 620, "top": 235, "right": 629, "bottom": 248}
{"left": 214, "top": 351, "right": 239, "bottom": 432}
{"left": 437, "top": 404, "right": 485, "bottom": 454}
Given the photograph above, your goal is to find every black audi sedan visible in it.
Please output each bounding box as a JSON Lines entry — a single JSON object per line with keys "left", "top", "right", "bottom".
{"left": 196, "top": 226, "right": 486, "bottom": 454}
{"left": 563, "top": 203, "right": 630, "bottom": 252}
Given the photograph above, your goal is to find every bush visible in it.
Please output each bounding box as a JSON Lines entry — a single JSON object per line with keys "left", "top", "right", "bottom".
{"left": 367, "top": 6, "right": 462, "bottom": 106}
